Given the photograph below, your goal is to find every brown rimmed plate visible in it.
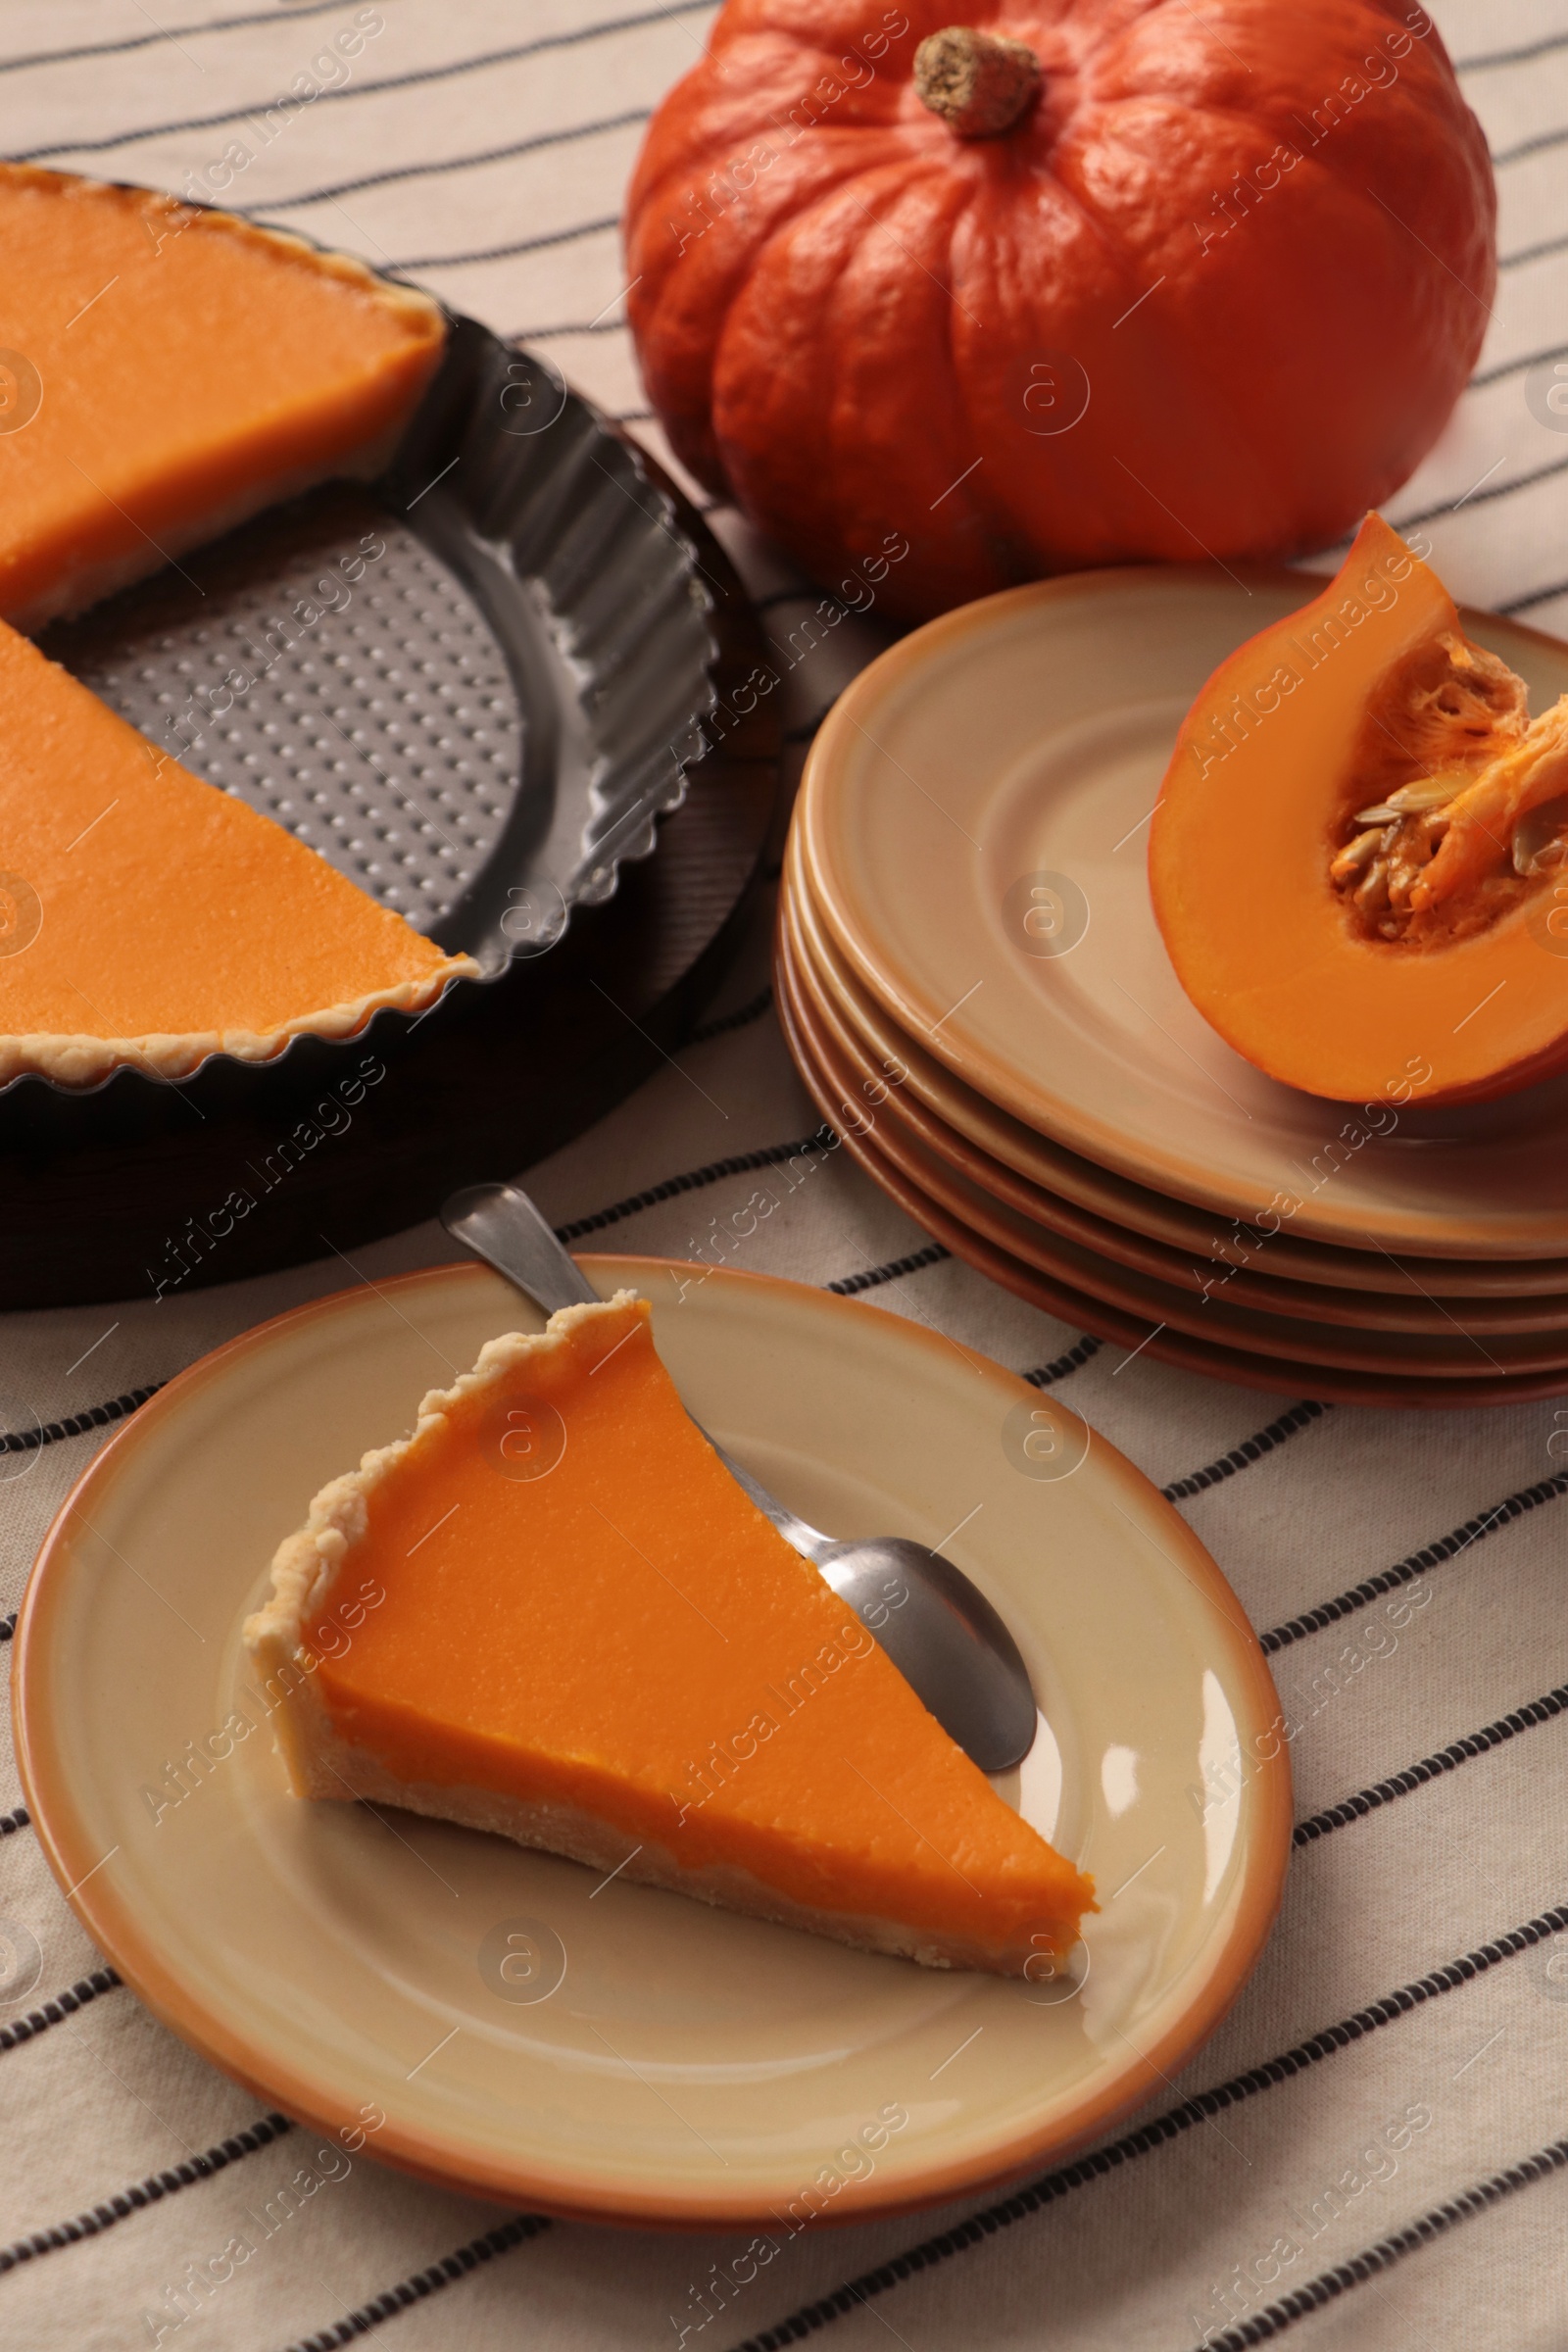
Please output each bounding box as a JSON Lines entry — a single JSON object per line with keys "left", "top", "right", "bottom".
{"left": 796, "top": 569, "right": 1568, "bottom": 1262}
{"left": 16, "top": 1257, "right": 1288, "bottom": 2228}
{"left": 785, "top": 828, "right": 1568, "bottom": 1303}
{"left": 783, "top": 879, "right": 1568, "bottom": 1342}
{"left": 776, "top": 945, "right": 1568, "bottom": 1410}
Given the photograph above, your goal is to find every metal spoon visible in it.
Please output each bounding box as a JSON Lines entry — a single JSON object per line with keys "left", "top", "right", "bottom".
{"left": 441, "top": 1181, "right": 1039, "bottom": 1774}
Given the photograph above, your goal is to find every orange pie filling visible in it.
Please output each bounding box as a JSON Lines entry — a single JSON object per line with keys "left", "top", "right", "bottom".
{"left": 0, "top": 619, "right": 475, "bottom": 1086}
{"left": 246, "top": 1296, "right": 1095, "bottom": 1975}
{"left": 0, "top": 165, "right": 446, "bottom": 630}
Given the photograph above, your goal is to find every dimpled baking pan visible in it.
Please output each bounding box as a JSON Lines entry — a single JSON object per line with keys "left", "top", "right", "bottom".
{"left": 0, "top": 314, "right": 779, "bottom": 1304}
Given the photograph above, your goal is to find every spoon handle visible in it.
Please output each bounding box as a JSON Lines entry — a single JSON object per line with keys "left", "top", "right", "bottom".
{"left": 441, "top": 1183, "right": 833, "bottom": 1565}
{"left": 442, "top": 1182, "right": 600, "bottom": 1313}
{"left": 702, "top": 1442, "right": 831, "bottom": 1565}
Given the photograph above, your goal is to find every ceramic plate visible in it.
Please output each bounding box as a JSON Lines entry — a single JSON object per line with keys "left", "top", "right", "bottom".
{"left": 781, "top": 890, "right": 1568, "bottom": 1343}
{"left": 775, "top": 958, "right": 1568, "bottom": 1410}
{"left": 786, "top": 829, "right": 1568, "bottom": 1303}
{"left": 16, "top": 1259, "right": 1290, "bottom": 2230}
{"left": 797, "top": 570, "right": 1568, "bottom": 1260}
{"left": 776, "top": 927, "right": 1568, "bottom": 1381}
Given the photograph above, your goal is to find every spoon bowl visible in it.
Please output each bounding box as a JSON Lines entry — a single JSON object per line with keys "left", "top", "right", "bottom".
{"left": 815, "top": 1537, "right": 1039, "bottom": 1774}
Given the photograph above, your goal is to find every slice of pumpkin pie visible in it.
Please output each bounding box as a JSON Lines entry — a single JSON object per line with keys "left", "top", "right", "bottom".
{"left": 0, "top": 618, "right": 474, "bottom": 1086}
{"left": 245, "top": 1293, "right": 1094, "bottom": 1976}
{"left": 0, "top": 164, "right": 446, "bottom": 630}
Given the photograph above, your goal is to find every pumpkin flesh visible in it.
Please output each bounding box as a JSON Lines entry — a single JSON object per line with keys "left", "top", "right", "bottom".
{"left": 1149, "top": 515, "right": 1568, "bottom": 1108}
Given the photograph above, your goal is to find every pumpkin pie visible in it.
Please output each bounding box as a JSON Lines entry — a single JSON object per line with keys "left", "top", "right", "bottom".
{"left": 0, "top": 617, "right": 475, "bottom": 1086}
{"left": 0, "top": 164, "right": 446, "bottom": 630}
{"left": 245, "top": 1294, "right": 1094, "bottom": 1976}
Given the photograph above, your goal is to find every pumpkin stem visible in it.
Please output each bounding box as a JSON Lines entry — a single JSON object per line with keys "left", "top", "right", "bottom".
{"left": 913, "top": 25, "right": 1041, "bottom": 138}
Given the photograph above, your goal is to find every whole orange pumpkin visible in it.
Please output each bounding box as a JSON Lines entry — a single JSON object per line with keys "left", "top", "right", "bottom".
{"left": 624, "top": 2, "right": 1494, "bottom": 619}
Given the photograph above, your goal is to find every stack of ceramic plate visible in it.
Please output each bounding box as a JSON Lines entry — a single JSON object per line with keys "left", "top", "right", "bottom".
{"left": 777, "top": 568, "right": 1568, "bottom": 1407}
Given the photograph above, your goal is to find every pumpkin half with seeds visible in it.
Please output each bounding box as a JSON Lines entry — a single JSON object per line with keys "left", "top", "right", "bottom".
{"left": 1150, "top": 514, "right": 1568, "bottom": 1108}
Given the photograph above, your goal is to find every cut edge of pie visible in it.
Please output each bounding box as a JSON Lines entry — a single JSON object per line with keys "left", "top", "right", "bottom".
{"left": 245, "top": 1298, "right": 1096, "bottom": 1978}
{"left": 0, "top": 165, "right": 448, "bottom": 632}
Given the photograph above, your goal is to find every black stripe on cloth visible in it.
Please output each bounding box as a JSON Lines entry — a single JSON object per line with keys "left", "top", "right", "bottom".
{"left": 1494, "top": 123, "right": 1568, "bottom": 170}
{"left": 506, "top": 315, "right": 633, "bottom": 340}
{"left": 685, "top": 986, "right": 774, "bottom": 1047}
{"left": 0, "top": 1806, "right": 28, "bottom": 1837}
{"left": 1471, "top": 338, "right": 1568, "bottom": 391}
{"left": 1023, "top": 1335, "right": 1102, "bottom": 1388}
{"left": 555, "top": 1133, "right": 831, "bottom": 1244}
{"left": 1, "top": 1381, "right": 165, "bottom": 1456}
{"left": 1457, "top": 28, "right": 1568, "bottom": 70}
{"left": 1259, "top": 1473, "right": 1568, "bottom": 1656}
{"left": 1395, "top": 450, "right": 1568, "bottom": 532}
{"left": 1186, "top": 2139, "right": 1568, "bottom": 2352}
{"left": 0, "top": 1967, "right": 123, "bottom": 2056}
{"left": 18, "top": 4, "right": 714, "bottom": 161}
{"left": 0, "top": 0, "right": 353, "bottom": 77}
{"left": 1294, "top": 1681, "right": 1568, "bottom": 1846}
{"left": 1499, "top": 573, "right": 1568, "bottom": 614}
{"left": 753, "top": 587, "right": 830, "bottom": 612}
{"left": 0, "top": 2113, "right": 292, "bottom": 2275}
{"left": 1162, "top": 1401, "right": 1329, "bottom": 1502}
{"left": 389, "top": 219, "right": 621, "bottom": 271}
{"left": 265, "top": 111, "right": 653, "bottom": 212}
{"left": 723, "top": 1904, "right": 1568, "bottom": 2352}
{"left": 826, "top": 1243, "right": 951, "bottom": 1298}
{"left": 282, "top": 2214, "right": 552, "bottom": 2351}
{"left": 1500, "top": 229, "right": 1568, "bottom": 272}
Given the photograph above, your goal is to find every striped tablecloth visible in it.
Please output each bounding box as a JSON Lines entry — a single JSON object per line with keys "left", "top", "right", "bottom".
{"left": 3, "top": 5, "right": 1568, "bottom": 2347}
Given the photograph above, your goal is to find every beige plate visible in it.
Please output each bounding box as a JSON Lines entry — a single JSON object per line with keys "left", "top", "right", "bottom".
{"left": 15, "top": 1258, "right": 1290, "bottom": 2230}
{"left": 776, "top": 956, "right": 1568, "bottom": 1410}
{"left": 782, "top": 887, "right": 1568, "bottom": 1344}
{"left": 786, "top": 827, "right": 1568, "bottom": 1303}
{"left": 797, "top": 568, "right": 1568, "bottom": 1261}
{"left": 784, "top": 954, "right": 1568, "bottom": 1376}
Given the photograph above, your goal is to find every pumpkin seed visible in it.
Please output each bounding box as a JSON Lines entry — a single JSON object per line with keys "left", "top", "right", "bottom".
{"left": 1512, "top": 793, "right": 1568, "bottom": 876}
{"left": 1385, "top": 771, "right": 1468, "bottom": 813}
{"left": 1353, "top": 773, "right": 1465, "bottom": 826}
{"left": 1354, "top": 857, "right": 1390, "bottom": 914}
{"left": 1330, "top": 827, "right": 1385, "bottom": 882}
